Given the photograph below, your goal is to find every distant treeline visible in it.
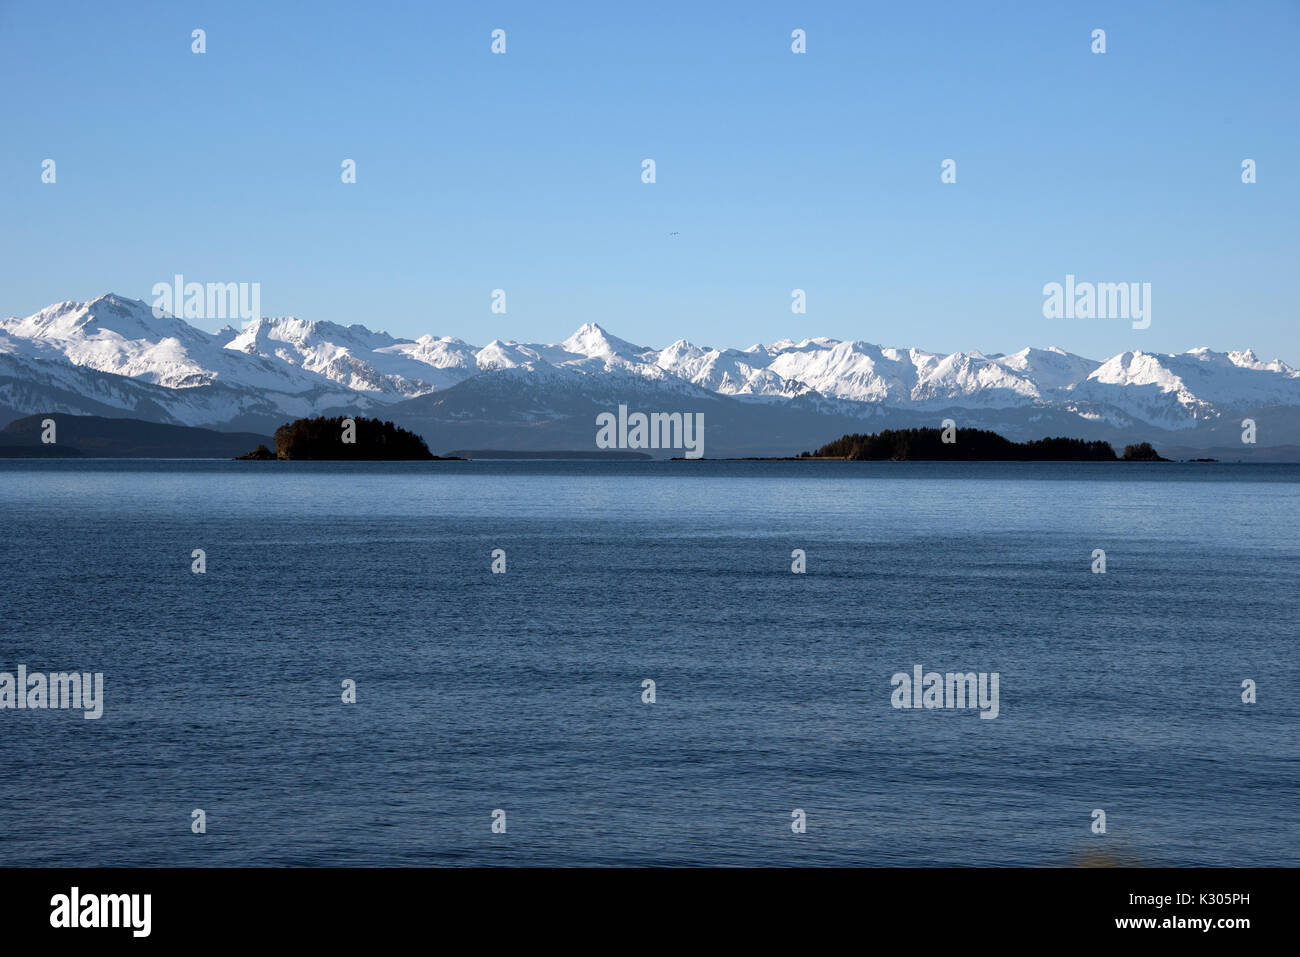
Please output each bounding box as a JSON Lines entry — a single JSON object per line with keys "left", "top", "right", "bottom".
{"left": 803, "top": 428, "right": 1167, "bottom": 462}
{"left": 239, "top": 416, "right": 441, "bottom": 460}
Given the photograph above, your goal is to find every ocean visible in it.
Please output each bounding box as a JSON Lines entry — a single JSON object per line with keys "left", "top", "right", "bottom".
{"left": 0, "top": 459, "right": 1296, "bottom": 866}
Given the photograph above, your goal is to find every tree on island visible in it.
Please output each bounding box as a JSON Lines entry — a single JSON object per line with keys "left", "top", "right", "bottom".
{"left": 238, "top": 416, "right": 442, "bottom": 460}
{"left": 1121, "top": 442, "right": 1170, "bottom": 462}
{"left": 807, "top": 427, "right": 1125, "bottom": 461}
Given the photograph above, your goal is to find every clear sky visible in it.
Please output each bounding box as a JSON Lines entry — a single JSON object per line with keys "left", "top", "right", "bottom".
{"left": 2, "top": 0, "right": 1297, "bottom": 363}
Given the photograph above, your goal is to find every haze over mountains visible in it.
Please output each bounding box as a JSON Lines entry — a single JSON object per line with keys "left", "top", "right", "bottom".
{"left": 2, "top": 294, "right": 1298, "bottom": 456}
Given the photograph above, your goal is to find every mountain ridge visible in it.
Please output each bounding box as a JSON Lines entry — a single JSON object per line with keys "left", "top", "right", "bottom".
{"left": 3, "top": 293, "right": 1297, "bottom": 454}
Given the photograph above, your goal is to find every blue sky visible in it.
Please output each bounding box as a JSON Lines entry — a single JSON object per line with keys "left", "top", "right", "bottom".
{"left": 2, "top": 0, "right": 1297, "bottom": 362}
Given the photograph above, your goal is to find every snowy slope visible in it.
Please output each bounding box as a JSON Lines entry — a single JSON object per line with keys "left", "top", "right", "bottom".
{"left": 2, "top": 295, "right": 355, "bottom": 397}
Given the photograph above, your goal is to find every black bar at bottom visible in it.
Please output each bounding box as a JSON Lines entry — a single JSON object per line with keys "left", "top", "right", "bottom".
{"left": 0, "top": 867, "right": 1274, "bottom": 944}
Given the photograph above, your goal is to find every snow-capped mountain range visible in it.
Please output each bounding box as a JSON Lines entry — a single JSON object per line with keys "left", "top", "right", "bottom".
{"left": 2, "top": 293, "right": 1298, "bottom": 453}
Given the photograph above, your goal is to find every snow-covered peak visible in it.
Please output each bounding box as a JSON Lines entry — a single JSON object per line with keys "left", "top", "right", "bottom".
{"left": 2, "top": 293, "right": 207, "bottom": 347}
{"left": 561, "top": 322, "right": 645, "bottom": 360}
{"left": 1185, "top": 346, "right": 1297, "bottom": 376}
{"left": 476, "top": 339, "right": 543, "bottom": 371}
{"left": 991, "top": 346, "right": 1096, "bottom": 391}
{"left": 0, "top": 295, "right": 348, "bottom": 393}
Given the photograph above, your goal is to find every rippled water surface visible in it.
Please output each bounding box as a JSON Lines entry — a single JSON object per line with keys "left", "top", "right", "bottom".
{"left": 1, "top": 460, "right": 1296, "bottom": 866}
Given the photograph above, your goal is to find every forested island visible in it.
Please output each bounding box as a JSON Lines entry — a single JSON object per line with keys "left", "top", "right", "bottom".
{"left": 238, "top": 419, "right": 1172, "bottom": 462}
{"left": 795, "top": 428, "right": 1169, "bottom": 462}
{"left": 237, "top": 416, "right": 461, "bottom": 460}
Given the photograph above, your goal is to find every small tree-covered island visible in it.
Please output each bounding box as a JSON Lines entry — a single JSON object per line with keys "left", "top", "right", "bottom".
{"left": 797, "top": 428, "right": 1170, "bottom": 461}
{"left": 237, "top": 416, "right": 462, "bottom": 460}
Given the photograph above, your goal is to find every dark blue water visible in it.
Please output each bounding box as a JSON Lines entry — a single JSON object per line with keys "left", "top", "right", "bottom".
{"left": 1, "top": 460, "right": 1296, "bottom": 866}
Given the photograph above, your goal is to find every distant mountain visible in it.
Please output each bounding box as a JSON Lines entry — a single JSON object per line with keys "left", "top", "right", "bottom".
{"left": 1, "top": 414, "right": 271, "bottom": 458}
{"left": 3, "top": 293, "right": 1299, "bottom": 456}
{"left": 0, "top": 430, "right": 83, "bottom": 457}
